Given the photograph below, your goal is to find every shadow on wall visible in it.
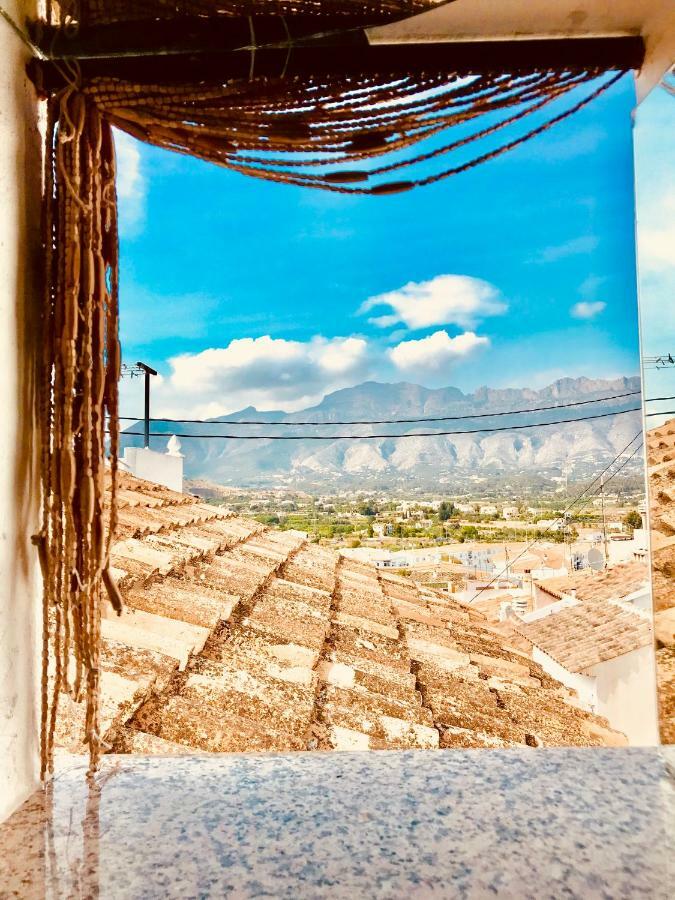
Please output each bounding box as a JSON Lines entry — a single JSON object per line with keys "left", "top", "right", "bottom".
{"left": 0, "top": 0, "right": 43, "bottom": 822}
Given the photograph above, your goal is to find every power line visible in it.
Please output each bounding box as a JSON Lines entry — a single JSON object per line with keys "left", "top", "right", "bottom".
{"left": 117, "top": 405, "right": 642, "bottom": 441}
{"left": 643, "top": 354, "right": 675, "bottom": 369}
{"left": 470, "top": 433, "right": 644, "bottom": 599}
{"left": 117, "top": 389, "right": 642, "bottom": 427}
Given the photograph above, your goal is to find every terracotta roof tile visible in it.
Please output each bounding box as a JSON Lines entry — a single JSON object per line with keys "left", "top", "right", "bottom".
{"left": 54, "top": 471, "right": 626, "bottom": 755}
{"left": 510, "top": 598, "right": 652, "bottom": 672}
{"left": 535, "top": 560, "right": 648, "bottom": 603}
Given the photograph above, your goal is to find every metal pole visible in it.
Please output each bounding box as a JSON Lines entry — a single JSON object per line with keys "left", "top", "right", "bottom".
{"left": 143, "top": 370, "right": 150, "bottom": 448}
{"left": 136, "top": 361, "right": 158, "bottom": 449}
{"left": 600, "top": 475, "right": 609, "bottom": 566}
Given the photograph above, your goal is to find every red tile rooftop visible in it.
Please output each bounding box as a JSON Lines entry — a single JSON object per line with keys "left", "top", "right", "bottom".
{"left": 647, "top": 419, "right": 675, "bottom": 742}
{"left": 53, "top": 472, "right": 627, "bottom": 755}
{"left": 534, "top": 559, "right": 649, "bottom": 603}
{"left": 510, "top": 598, "right": 653, "bottom": 672}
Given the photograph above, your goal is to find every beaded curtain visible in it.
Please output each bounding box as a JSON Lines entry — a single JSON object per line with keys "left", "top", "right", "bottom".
{"left": 38, "top": 86, "right": 121, "bottom": 777}
{"left": 77, "top": 0, "right": 451, "bottom": 25}
{"left": 38, "top": 0, "right": 623, "bottom": 775}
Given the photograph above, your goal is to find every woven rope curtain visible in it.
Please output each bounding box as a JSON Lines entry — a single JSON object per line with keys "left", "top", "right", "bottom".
{"left": 77, "top": 0, "right": 445, "bottom": 24}
{"left": 37, "top": 0, "right": 624, "bottom": 775}
{"left": 38, "top": 84, "right": 121, "bottom": 776}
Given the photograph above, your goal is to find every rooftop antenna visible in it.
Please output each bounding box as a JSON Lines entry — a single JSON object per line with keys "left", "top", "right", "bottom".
{"left": 137, "top": 362, "right": 159, "bottom": 448}
{"left": 120, "top": 361, "right": 158, "bottom": 449}
{"left": 643, "top": 353, "right": 675, "bottom": 370}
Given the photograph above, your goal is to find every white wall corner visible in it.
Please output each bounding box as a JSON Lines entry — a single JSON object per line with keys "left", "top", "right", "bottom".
{"left": 637, "top": 7, "right": 675, "bottom": 102}
{"left": 0, "top": 0, "right": 43, "bottom": 822}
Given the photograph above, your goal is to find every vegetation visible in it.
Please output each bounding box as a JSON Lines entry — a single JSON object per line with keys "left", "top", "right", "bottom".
{"left": 437, "top": 500, "right": 455, "bottom": 522}
{"left": 623, "top": 509, "right": 643, "bottom": 532}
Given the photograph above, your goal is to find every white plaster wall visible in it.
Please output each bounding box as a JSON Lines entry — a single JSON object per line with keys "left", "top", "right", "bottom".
{"left": 122, "top": 446, "right": 184, "bottom": 493}
{"left": 621, "top": 588, "right": 653, "bottom": 615}
{"left": 369, "top": 1, "right": 667, "bottom": 44}
{"left": 531, "top": 647, "right": 598, "bottom": 711}
{"left": 589, "top": 646, "right": 660, "bottom": 745}
{"left": 369, "top": 1, "right": 674, "bottom": 98}
{"left": 0, "top": 1, "right": 42, "bottom": 822}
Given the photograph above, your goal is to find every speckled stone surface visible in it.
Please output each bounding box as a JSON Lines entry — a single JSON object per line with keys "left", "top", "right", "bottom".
{"left": 1, "top": 748, "right": 673, "bottom": 898}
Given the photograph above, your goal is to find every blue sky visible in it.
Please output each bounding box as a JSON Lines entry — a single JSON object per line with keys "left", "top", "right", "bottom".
{"left": 115, "top": 73, "right": 644, "bottom": 419}
{"left": 633, "top": 87, "right": 675, "bottom": 427}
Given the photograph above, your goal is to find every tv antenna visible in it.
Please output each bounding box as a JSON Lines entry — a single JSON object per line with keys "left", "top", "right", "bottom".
{"left": 120, "top": 361, "right": 158, "bottom": 448}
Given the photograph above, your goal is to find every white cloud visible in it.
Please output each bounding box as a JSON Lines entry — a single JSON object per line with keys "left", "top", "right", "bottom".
{"left": 637, "top": 190, "right": 675, "bottom": 274}
{"left": 633, "top": 88, "right": 675, "bottom": 370}
{"left": 131, "top": 334, "right": 372, "bottom": 418}
{"left": 535, "top": 235, "right": 599, "bottom": 263}
{"left": 570, "top": 301, "right": 606, "bottom": 320}
{"left": 388, "top": 330, "right": 489, "bottom": 372}
{"left": 114, "top": 129, "right": 146, "bottom": 236}
{"left": 578, "top": 274, "right": 606, "bottom": 299}
{"left": 358, "top": 274, "right": 506, "bottom": 331}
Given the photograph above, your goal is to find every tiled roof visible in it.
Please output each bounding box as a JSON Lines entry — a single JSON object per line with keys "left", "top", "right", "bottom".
{"left": 510, "top": 598, "right": 652, "bottom": 673}
{"left": 646, "top": 420, "right": 675, "bottom": 742}
{"left": 656, "top": 648, "right": 675, "bottom": 744}
{"left": 534, "top": 560, "right": 649, "bottom": 603}
{"left": 510, "top": 549, "right": 565, "bottom": 574}
{"left": 55, "top": 472, "right": 626, "bottom": 754}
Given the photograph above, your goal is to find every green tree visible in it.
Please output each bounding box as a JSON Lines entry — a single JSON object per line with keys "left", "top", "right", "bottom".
{"left": 358, "top": 502, "right": 377, "bottom": 517}
{"left": 623, "top": 509, "right": 643, "bottom": 531}
{"left": 255, "top": 513, "right": 279, "bottom": 525}
{"left": 438, "top": 500, "right": 455, "bottom": 522}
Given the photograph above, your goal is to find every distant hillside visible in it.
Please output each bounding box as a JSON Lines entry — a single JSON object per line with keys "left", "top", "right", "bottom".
{"left": 121, "top": 375, "right": 643, "bottom": 489}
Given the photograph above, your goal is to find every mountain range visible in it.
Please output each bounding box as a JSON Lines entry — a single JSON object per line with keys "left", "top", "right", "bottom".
{"left": 120, "top": 376, "right": 643, "bottom": 489}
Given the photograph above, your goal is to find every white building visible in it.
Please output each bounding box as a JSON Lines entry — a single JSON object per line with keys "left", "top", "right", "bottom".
{"left": 479, "top": 504, "right": 498, "bottom": 516}
{"left": 515, "top": 560, "right": 657, "bottom": 743}
{"left": 502, "top": 506, "right": 520, "bottom": 519}
{"left": 119, "top": 435, "right": 185, "bottom": 494}
{"left": 455, "top": 503, "right": 476, "bottom": 514}
{"left": 532, "top": 560, "right": 651, "bottom": 613}
{"left": 509, "top": 593, "right": 657, "bottom": 745}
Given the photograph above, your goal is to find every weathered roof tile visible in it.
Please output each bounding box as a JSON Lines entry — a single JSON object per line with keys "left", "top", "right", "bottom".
{"left": 55, "top": 471, "right": 626, "bottom": 755}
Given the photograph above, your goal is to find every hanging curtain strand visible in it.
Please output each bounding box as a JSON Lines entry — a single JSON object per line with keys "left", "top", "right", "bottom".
{"left": 83, "top": 66, "right": 620, "bottom": 194}
{"left": 38, "top": 84, "right": 121, "bottom": 777}
{"left": 77, "top": 0, "right": 452, "bottom": 26}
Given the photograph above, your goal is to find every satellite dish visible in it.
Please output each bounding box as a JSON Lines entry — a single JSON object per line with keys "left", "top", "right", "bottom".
{"left": 588, "top": 548, "right": 604, "bottom": 571}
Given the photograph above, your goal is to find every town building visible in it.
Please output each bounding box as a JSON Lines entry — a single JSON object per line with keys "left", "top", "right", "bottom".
{"left": 120, "top": 436, "right": 185, "bottom": 494}
{"left": 532, "top": 560, "right": 651, "bottom": 612}
{"left": 509, "top": 561, "right": 657, "bottom": 743}
{"left": 479, "top": 504, "right": 499, "bottom": 516}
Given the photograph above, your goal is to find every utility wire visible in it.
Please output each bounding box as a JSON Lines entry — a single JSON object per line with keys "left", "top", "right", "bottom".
{"left": 643, "top": 395, "right": 675, "bottom": 412}
{"left": 643, "top": 394, "right": 675, "bottom": 419}
{"left": 470, "top": 433, "right": 644, "bottom": 599}
{"left": 117, "top": 389, "right": 642, "bottom": 427}
{"left": 117, "top": 405, "right": 642, "bottom": 441}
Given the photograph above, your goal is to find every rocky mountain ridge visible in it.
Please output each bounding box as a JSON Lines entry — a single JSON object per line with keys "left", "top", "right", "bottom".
{"left": 121, "top": 375, "right": 643, "bottom": 488}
